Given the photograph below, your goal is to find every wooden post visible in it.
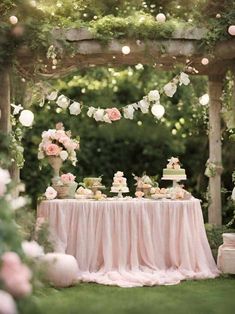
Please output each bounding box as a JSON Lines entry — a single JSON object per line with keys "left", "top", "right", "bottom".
{"left": 208, "top": 75, "right": 223, "bottom": 225}
{"left": 0, "top": 68, "right": 11, "bottom": 133}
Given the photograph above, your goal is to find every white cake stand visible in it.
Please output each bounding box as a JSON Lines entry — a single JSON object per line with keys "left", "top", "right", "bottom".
{"left": 111, "top": 188, "right": 129, "bottom": 198}
{"left": 161, "top": 176, "right": 186, "bottom": 188}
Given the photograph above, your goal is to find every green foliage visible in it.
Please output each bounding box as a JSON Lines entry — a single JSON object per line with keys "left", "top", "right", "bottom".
{"left": 89, "top": 13, "right": 177, "bottom": 41}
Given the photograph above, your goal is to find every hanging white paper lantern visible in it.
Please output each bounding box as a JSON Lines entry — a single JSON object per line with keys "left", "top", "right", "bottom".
{"left": 9, "top": 16, "right": 18, "bottom": 25}
{"left": 228, "top": 25, "right": 235, "bottom": 36}
{"left": 121, "top": 46, "right": 131, "bottom": 55}
{"left": 201, "top": 58, "right": 209, "bottom": 65}
{"left": 199, "top": 94, "right": 209, "bottom": 106}
{"left": 156, "top": 13, "right": 166, "bottom": 23}
{"left": 19, "top": 110, "right": 34, "bottom": 127}
{"left": 151, "top": 104, "right": 165, "bottom": 119}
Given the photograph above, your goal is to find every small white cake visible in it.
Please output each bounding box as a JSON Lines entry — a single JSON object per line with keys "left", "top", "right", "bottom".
{"left": 111, "top": 171, "right": 129, "bottom": 193}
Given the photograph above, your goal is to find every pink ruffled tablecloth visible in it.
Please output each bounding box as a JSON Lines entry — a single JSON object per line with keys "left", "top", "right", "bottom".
{"left": 37, "top": 198, "right": 219, "bottom": 287}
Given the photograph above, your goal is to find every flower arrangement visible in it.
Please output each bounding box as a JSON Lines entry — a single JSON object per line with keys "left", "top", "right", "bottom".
{"left": 44, "top": 173, "right": 77, "bottom": 200}
{"left": 38, "top": 123, "right": 80, "bottom": 166}
{"left": 166, "top": 157, "right": 181, "bottom": 169}
{"left": 133, "top": 173, "right": 158, "bottom": 189}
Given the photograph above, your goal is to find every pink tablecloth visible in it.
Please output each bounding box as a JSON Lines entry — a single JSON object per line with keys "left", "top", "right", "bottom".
{"left": 37, "top": 198, "right": 219, "bottom": 287}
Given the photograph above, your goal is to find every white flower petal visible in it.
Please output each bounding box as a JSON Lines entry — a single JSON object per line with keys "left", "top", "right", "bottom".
{"left": 148, "top": 90, "right": 160, "bottom": 102}
{"left": 69, "top": 102, "right": 81, "bottom": 115}
{"left": 163, "top": 82, "right": 177, "bottom": 97}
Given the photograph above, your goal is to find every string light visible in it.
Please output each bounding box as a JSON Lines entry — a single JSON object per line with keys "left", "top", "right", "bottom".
{"left": 19, "top": 110, "right": 34, "bottom": 127}
{"left": 122, "top": 46, "right": 131, "bottom": 55}
{"left": 228, "top": 25, "right": 235, "bottom": 36}
{"left": 201, "top": 58, "right": 209, "bottom": 65}
{"left": 151, "top": 104, "right": 165, "bottom": 119}
{"left": 156, "top": 13, "right": 166, "bottom": 23}
{"left": 9, "top": 16, "right": 18, "bottom": 25}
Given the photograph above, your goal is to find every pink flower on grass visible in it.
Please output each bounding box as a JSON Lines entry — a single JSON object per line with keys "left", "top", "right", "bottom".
{"left": 0, "top": 252, "right": 32, "bottom": 298}
{"left": 45, "top": 143, "right": 61, "bottom": 156}
{"left": 106, "top": 108, "right": 121, "bottom": 121}
{"left": 61, "top": 173, "right": 76, "bottom": 184}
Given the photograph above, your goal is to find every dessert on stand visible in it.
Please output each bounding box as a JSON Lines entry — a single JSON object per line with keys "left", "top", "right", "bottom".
{"left": 133, "top": 173, "right": 158, "bottom": 197}
{"left": 81, "top": 177, "right": 105, "bottom": 194}
{"left": 162, "top": 157, "right": 187, "bottom": 187}
{"left": 111, "top": 171, "right": 129, "bottom": 198}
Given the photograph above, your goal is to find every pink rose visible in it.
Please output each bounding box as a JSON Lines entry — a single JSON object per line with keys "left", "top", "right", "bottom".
{"left": 45, "top": 144, "right": 61, "bottom": 156}
{"left": 61, "top": 173, "right": 76, "bottom": 184}
{"left": 0, "top": 252, "right": 32, "bottom": 298}
{"left": 135, "top": 191, "right": 144, "bottom": 198}
{"left": 106, "top": 108, "right": 121, "bottom": 121}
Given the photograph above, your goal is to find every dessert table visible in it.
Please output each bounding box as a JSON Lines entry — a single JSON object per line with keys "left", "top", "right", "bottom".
{"left": 37, "top": 198, "right": 219, "bottom": 287}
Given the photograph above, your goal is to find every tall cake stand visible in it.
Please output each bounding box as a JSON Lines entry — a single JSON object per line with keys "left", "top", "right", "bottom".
{"left": 111, "top": 187, "right": 129, "bottom": 198}
{"left": 161, "top": 175, "right": 186, "bottom": 188}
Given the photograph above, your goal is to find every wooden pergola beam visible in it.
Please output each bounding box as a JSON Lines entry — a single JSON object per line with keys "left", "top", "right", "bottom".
{"left": 0, "top": 68, "right": 11, "bottom": 133}
{"left": 17, "top": 28, "right": 235, "bottom": 78}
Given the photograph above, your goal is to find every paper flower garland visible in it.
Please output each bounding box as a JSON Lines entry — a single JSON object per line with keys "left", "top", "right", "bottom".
{"left": 43, "top": 71, "right": 190, "bottom": 124}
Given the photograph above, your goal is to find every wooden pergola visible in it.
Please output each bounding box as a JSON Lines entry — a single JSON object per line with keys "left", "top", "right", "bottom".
{"left": 1, "top": 27, "right": 235, "bottom": 225}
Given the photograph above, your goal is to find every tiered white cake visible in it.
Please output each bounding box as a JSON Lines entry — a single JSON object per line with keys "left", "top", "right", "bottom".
{"left": 111, "top": 171, "right": 129, "bottom": 193}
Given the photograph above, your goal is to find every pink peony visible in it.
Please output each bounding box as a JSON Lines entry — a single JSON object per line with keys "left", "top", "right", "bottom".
{"left": 61, "top": 173, "right": 76, "bottom": 184}
{"left": 45, "top": 143, "right": 61, "bottom": 156}
{"left": 106, "top": 108, "right": 121, "bottom": 121}
{"left": 0, "top": 252, "right": 32, "bottom": 298}
{"left": 0, "top": 290, "right": 18, "bottom": 314}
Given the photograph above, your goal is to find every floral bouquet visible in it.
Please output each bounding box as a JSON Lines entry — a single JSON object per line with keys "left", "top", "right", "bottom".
{"left": 45, "top": 173, "right": 78, "bottom": 199}
{"left": 133, "top": 173, "right": 158, "bottom": 197}
{"left": 38, "top": 123, "right": 80, "bottom": 168}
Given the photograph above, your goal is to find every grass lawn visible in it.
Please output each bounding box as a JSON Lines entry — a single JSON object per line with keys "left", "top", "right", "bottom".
{"left": 32, "top": 276, "right": 235, "bottom": 314}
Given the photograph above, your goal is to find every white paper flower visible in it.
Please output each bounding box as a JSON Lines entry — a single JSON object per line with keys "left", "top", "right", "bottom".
{"left": 103, "top": 113, "right": 112, "bottom": 123}
{"left": 138, "top": 99, "right": 149, "bottom": 113}
{"left": 11, "top": 103, "right": 23, "bottom": 115}
{"left": 148, "top": 90, "right": 160, "bottom": 102}
{"left": 0, "top": 290, "right": 18, "bottom": 314}
{"left": 123, "top": 105, "right": 135, "bottom": 120}
{"left": 94, "top": 108, "right": 105, "bottom": 121}
{"left": 179, "top": 72, "right": 190, "bottom": 86}
{"left": 56, "top": 95, "right": 70, "bottom": 109}
{"left": 45, "top": 186, "right": 57, "bottom": 200}
{"left": 69, "top": 102, "right": 81, "bottom": 115}
{"left": 59, "top": 150, "right": 68, "bottom": 161}
{"left": 232, "top": 186, "right": 235, "bottom": 201}
{"left": 163, "top": 82, "right": 177, "bottom": 97}
{"left": 22, "top": 240, "right": 44, "bottom": 258}
{"left": 87, "top": 106, "right": 96, "bottom": 117}
{"left": 47, "top": 91, "right": 58, "bottom": 101}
